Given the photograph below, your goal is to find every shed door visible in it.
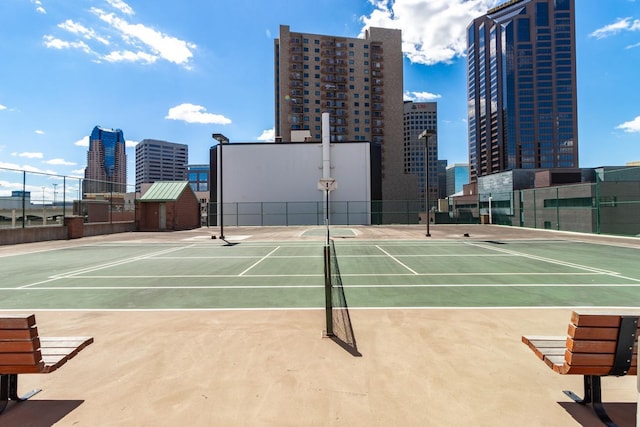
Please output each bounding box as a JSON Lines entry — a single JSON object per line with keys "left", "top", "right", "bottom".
{"left": 159, "top": 203, "right": 166, "bottom": 230}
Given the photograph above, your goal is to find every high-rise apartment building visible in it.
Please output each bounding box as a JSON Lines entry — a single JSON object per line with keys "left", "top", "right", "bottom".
{"left": 403, "top": 101, "right": 438, "bottom": 208}
{"left": 275, "top": 25, "right": 416, "bottom": 201}
{"left": 83, "top": 125, "right": 127, "bottom": 194}
{"left": 466, "top": 0, "right": 578, "bottom": 182}
{"left": 135, "top": 139, "right": 188, "bottom": 192}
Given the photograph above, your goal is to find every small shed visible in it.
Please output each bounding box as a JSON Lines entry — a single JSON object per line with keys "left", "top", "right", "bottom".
{"left": 137, "top": 181, "right": 200, "bottom": 231}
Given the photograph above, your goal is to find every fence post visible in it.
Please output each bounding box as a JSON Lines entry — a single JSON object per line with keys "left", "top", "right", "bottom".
{"left": 595, "top": 176, "right": 601, "bottom": 234}
{"left": 21, "top": 171, "right": 26, "bottom": 228}
{"left": 533, "top": 189, "right": 537, "bottom": 228}
{"left": 556, "top": 187, "right": 560, "bottom": 230}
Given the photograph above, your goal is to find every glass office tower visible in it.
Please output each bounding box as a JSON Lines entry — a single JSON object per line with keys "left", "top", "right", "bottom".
{"left": 83, "top": 126, "right": 127, "bottom": 194}
{"left": 467, "top": 0, "right": 578, "bottom": 182}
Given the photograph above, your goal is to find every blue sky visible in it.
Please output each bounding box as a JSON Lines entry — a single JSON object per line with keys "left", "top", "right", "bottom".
{"left": 1, "top": 0, "right": 639, "bottom": 192}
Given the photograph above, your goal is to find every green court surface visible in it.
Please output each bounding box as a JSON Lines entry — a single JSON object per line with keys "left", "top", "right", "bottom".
{"left": 0, "top": 237, "right": 639, "bottom": 310}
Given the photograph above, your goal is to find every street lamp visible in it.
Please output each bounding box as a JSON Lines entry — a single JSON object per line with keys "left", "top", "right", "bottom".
{"left": 212, "top": 133, "right": 229, "bottom": 240}
{"left": 419, "top": 129, "right": 436, "bottom": 237}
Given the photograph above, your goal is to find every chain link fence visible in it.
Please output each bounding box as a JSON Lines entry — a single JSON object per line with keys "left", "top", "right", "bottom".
{"left": 0, "top": 167, "right": 136, "bottom": 229}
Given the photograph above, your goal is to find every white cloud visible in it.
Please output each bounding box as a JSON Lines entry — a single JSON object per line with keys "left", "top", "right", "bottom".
{"left": 44, "top": 158, "right": 76, "bottom": 166}
{"left": 106, "top": 0, "right": 135, "bottom": 16}
{"left": 258, "top": 128, "right": 275, "bottom": 141}
{"left": 92, "top": 8, "right": 196, "bottom": 67}
{"left": 0, "top": 104, "right": 6, "bottom": 111}
{"left": 626, "top": 41, "right": 640, "bottom": 49}
{"left": 43, "top": 4, "right": 195, "bottom": 69}
{"left": 404, "top": 91, "right": 442, "bottom": 102}
{"left": 71, "top": 168, "right": 86, "bottom": 176}
{"left": 43, "top": 35, "right": 96, "bottom": 55}
{"left": 104, "top": 50, "right": 158, "bottom": 64}
{"left": 126, "top": 140, "right": 139, "bottom": 148}
{"left": 74, "top": 136, "right": 90, "bottom": 147}
{"left": 32, "top": 0, "right": 46, "bottom": 14}
{"left": 15, "top": 152, "right": 44, "bottom": 159}
{"left": 360, "top": 0, "right": 499, "bottom": 65}
{"left": 0, "top": 161, "right": 54, "bottom": 174}
{"left": 590, "top": 17, "right": 640, "bottom": 39}
{"left": 58, "top": 19, "right": 110, "bottom": 45}
{"left": 165, "top": 103, "right": 232, "bottom": 125}
{"left": 35, "top": 130, "right": 45, "bottom": 135}
{"left": 616, "top": 116, "right": 640, "bottom": 133}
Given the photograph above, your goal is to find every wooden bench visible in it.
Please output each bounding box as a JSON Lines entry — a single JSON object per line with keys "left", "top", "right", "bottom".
{"left": 522, "top": 311, "right": 638, "bottom": 426}
{"left": 0, "top": 314, "right": 93, "bottom": 414}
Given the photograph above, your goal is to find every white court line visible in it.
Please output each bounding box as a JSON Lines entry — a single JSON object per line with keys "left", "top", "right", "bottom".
{"left": 0, "top": 306, "right": 638, "bottom": 312}
{"left": 36, "top": 271, "right": 607, "bottom": 280}
{"left": 2, "top": 283, "right": 639, "bottom": 291}
{"left": 19, "top": 244, "right": 197, "bottom": 289}
{"left": 154, "top": 255, "right": 321, "bottom": 259}
{"left": 375, "top": 245, "right": 419, "bottom": 275}
{"left": 52, "top": 274, "right": 321, "bottom": 279}
{"left": 466, "top": 242, "right": 621, "bottom": 275}
{"left": 239, "top": 246, "right": 280, "bottom": 276}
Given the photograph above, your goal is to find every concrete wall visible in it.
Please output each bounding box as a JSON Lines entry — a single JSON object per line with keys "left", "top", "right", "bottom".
{"left": 0, "top": 220, "right": 135, "bottom": 246}
{"left": 0, "top": 226, "right": 67, "bottom": 245}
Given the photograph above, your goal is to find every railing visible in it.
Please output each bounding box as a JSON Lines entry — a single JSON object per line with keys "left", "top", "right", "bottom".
{"left": 0, "top": 167, "right": 136, "bottom": 229}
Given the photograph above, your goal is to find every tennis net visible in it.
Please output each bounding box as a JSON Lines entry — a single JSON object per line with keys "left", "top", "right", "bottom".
{"left": 324, "top": 239, "right": 359, "bottom": 355}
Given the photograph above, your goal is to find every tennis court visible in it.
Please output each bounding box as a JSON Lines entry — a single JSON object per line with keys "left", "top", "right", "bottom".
{"left": 0, "top": 224, "right": 638, "bottom": 426}
{"left": 1, "top": 225, "right": 639, "bottom": 310}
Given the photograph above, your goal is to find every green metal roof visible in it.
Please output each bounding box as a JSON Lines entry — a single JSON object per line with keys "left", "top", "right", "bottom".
{"left": 140, "top": 181, "right": 192, "bottom": 202}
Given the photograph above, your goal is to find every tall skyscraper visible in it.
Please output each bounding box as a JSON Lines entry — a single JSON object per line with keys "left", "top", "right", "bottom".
{"left": 403, "top": 101, "right": 438, "bottom": 208}
{"left": 275, "top": 25, "right": 416, "bottom": 202}
{"left": 446, "top": 164, "right": 470, "bottom": 197}
{"left": 466, "top": 0, "right": 578, "bottom": 182}
{"left": 135, "top": 139, "right": 188, "bottom": 192}
{"left": 83, "top": 125, "right": 127, "bottom": 194}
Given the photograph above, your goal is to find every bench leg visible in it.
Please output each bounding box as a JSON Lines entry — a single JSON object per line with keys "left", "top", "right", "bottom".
{"left": 0, "top": 374, "right": 42, "bottom": 415}
{"left": 564, "top": 375, "right": 617, "bottom": 427}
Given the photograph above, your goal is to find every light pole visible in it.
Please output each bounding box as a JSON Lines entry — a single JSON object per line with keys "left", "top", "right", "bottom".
{"left": 419, "top": 129, "right": 436, "bottom": 237}
{"left": 212, "top": 133, "right": 229, "bottom": 240}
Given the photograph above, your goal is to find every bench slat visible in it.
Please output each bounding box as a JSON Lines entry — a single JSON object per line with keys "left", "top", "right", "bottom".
{"left": 0, "top": 328, "right": 39, "bottom": 341}
{"left": 568, "top": 324, "right": 640, "bottom": 341}
{"left": 0, "top": 351, "right": 42, "bottom": 366}
{"left": 0, "top": 363, "right": 45, "bottom": 374}
{"left": 0, "top": 338, "right": 41, "bottom": 353}
{"left": 567, "top": 338, "right": 638, "bottom": 354}
{"left": 522, "top": 336, "right": 566, "bottom": 360}
{"left": 0, "top": 315, "right": 36, "bottom": 329}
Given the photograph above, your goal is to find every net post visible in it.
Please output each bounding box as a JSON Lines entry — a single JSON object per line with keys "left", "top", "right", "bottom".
{"left": 323, "top": 245, "right": 333, "bottom": 337}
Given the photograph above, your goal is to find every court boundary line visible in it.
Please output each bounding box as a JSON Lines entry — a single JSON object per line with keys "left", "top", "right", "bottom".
{"left": 3, "top": 282, "right": 640, "bottom": 291}
{"left": 466, "top": 242, "right": 621, "bottom": 275}
{"left": 0, "top": 306, "right": 639, "bottom": 312}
